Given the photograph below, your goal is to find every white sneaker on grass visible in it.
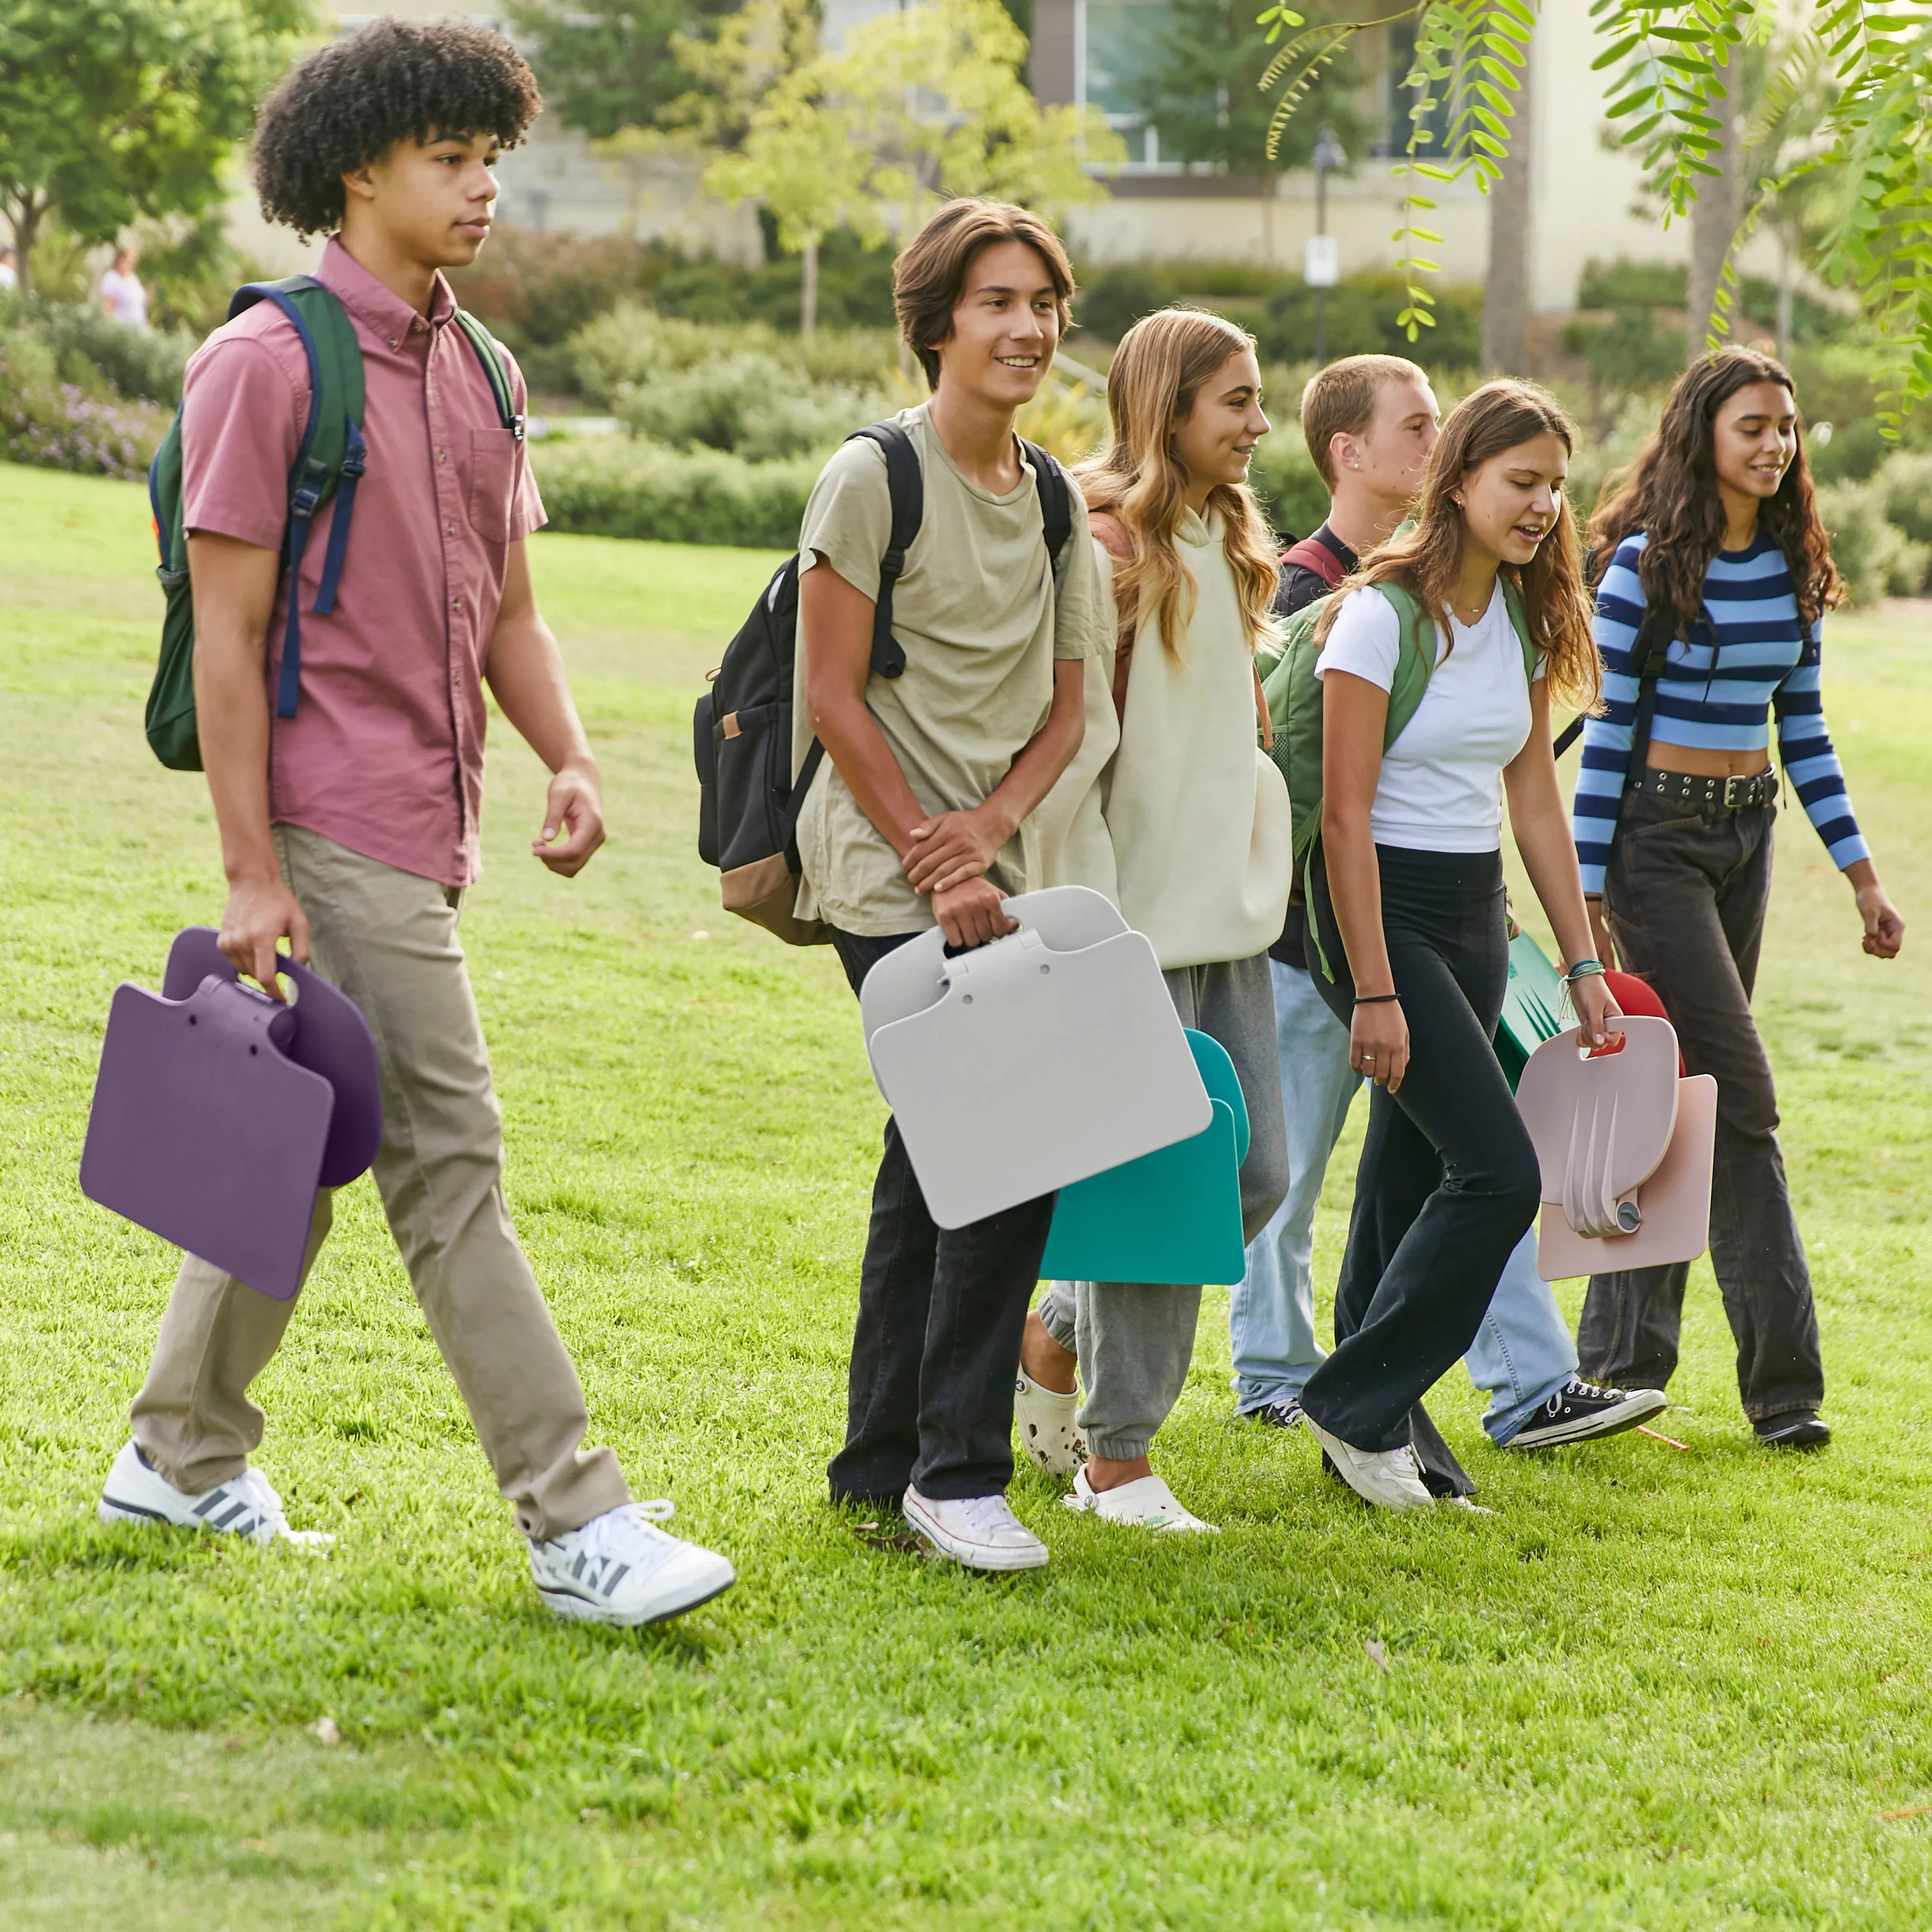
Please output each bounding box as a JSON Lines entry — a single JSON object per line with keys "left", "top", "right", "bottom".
{"left": 97, "top": 1439, "right": 333, "bottom": 1548}
{"left": 528, "top": 1502, "right": 735, "bottom": 1628}
{"left": 1305, "top": 1419, "right": 1436, "bottom": 1511}
{"left": 1014, "top": 1370, "right": 1085, "bottom": 1477}
{"left": 1064, "top": 1468, "right": 1218, "bottom": 1533}
{"left": 903, "top": 1487, "right": 1049, "bottom": 1571}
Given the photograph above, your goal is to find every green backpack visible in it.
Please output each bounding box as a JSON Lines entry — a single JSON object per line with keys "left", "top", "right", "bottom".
{"left": 144, "top": 275, "right": 521, "bottom": 771}
{"left": 1257, "top": 576, "right": 1537, "bottom": 977}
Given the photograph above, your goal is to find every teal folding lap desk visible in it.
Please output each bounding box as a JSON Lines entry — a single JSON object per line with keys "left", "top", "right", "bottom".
{"left": 1039, "top": 1027, "right": 1250, "bottom": 1287}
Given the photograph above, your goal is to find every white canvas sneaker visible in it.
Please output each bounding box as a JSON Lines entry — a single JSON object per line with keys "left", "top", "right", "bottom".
{"left": 1013, "top": 1370, "right": 1085, "bottom": 1477}
{"left": 528, "top": 1502, "right": 735, "bottom": 1628}
{"left": 903, "top": 1487, "right": 1049, "bottom": 1571}
{"left": 96, "top": 1439, "right": 333, "bottom": 1548}
{"left": 1064, "top": 1467, "right": 1218, "bottom": 1533}
{"left": 1305, "top": 1419, "right": 1436, "bottom": 1510}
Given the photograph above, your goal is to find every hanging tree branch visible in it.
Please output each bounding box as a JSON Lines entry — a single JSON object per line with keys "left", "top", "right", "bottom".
{"left": 1258, "top": 0, "right": 1932, "bottom": 428}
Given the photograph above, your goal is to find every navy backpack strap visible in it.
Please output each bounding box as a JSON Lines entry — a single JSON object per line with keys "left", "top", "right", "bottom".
{"left": 226, "top": 277, "right": 365, "bottom": 720}
{"left": 845, "top": 421, "right": 923, "bottom": 681}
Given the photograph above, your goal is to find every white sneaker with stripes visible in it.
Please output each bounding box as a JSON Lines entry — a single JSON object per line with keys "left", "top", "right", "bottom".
{"left": 96, "top": 1439, "right": 333, "bottom": 1548}
{"left": 527, "top": 1502, "right": 736, "bottom": 1627}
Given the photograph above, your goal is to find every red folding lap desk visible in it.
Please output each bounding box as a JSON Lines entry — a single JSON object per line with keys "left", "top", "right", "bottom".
{"left": 79, "top": 927, "right": 382, "bottom": 1301}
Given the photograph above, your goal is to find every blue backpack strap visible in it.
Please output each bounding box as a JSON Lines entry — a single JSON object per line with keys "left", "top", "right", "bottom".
{"left": 226, "top": 276, "right": 366, "bottom": 721}
{"left": 845, "top": 421, "right": 923, "bottom": 681}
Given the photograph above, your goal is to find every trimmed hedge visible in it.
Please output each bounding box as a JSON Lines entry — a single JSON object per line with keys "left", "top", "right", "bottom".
{"left": 531, "top": 436, "right": 815, "bottom": 550}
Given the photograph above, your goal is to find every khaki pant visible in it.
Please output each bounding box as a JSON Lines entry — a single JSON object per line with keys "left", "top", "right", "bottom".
{"left": 128, "top": 825, "right": 630, "bottom": 1540}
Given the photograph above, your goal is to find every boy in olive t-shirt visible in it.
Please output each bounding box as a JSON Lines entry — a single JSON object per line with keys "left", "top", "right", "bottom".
{"left": 795, "top": 200, "right": 1105, "bottom": 1573}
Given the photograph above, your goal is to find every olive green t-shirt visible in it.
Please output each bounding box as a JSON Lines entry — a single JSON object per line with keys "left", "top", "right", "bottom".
{"left": 790, "top": 403, "right": 1108, "bottom": 936}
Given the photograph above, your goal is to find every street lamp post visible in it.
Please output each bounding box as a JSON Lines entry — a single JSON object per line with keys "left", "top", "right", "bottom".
{"left": 1307, "top": 125, "right": 1347, "bottom": 365}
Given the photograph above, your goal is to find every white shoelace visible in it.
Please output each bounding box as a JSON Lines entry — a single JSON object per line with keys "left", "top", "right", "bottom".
{"left": 942, "top": 1494, "right": 1027, "bottom": 1540}
{"left": 571, "top": 1500, "right": 681, "bottom": 1568}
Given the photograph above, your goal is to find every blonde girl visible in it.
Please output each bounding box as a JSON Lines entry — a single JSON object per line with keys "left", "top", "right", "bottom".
{"left": 1020, "top": 309, "right": 1292, "bottom": 1533}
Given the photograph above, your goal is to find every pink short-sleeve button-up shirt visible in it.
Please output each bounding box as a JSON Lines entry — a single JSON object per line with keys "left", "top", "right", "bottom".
{"left": 180, "top": 237, "right": 545, "bottom": 887}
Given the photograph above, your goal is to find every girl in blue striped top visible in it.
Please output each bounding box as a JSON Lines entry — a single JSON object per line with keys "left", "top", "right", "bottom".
{"left": 1569, "top": 347, "right": 1904, "bottom": 1449}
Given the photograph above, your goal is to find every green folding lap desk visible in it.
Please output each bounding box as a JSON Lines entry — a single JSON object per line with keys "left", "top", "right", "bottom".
{"left": 1038, "top": 1029, "right": 1250, "bottom": 1287}
{"left": 1494, "top": 932, "right": 1568, "bottom": 1091}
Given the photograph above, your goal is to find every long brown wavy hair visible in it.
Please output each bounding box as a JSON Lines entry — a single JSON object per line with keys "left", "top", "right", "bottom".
{"left": 1589, "top": 346, "right": 1841, "bottom": 636}
{"left": 1073, "top": 308, "right": 1282, "bottom": 660}
{"left": 1314, "top": 379, "right": 1601, "bottom": 711}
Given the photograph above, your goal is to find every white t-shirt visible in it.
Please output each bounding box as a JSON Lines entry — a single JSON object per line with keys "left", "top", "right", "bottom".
{"left": 1314, "top": 582, "right": 1542, "bottom": 852}
{"left": 99, "top": 267, "right": 148, "bottom": 330}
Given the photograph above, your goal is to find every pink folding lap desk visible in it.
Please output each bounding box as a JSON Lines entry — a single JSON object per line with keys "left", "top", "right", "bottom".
{"left": 79, "top": 927, "right": 382, "bottom": 1301}
{"left": 1514, "top": 1014, "right": 1716, "bottom": 1282}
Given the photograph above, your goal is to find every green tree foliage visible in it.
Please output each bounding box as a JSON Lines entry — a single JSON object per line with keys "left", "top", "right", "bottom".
{"left": 1262, "top": 0, "right": 1932, "bottom": 431}
{"left": 1128, "top": 0, "right": 1364, "bottom": 178}
{"left": 508, "top": 0, "right": 739, "bottom": 142}
{"left": 707, "top": 0, "right": 1124, "bottom": 338}
{"left": 0, "top": 0, "right": 306, "bottom": 295}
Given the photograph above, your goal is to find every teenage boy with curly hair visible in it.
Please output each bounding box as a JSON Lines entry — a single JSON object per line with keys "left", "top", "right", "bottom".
{"left": 97, "top": 18, "right": 735, "bottom": 1628}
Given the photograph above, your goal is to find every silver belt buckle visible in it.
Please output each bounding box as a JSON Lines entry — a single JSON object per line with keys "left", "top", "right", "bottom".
{"left": 1722, "top": 772, "right": 1758, "bottom": 809}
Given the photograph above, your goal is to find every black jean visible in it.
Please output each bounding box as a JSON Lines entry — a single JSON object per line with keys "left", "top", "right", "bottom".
{"left": 824, "top": 927, "right": 1056, "bottom": 1506}
{"left": 1302, "top": 845, "right": 1543, "bottom": 1493}
{"left": 1577, "top": 788, "right": 1825, "bottom": 1421}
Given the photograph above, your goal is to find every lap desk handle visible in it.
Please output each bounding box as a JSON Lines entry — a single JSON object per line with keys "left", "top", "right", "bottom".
{"left": 860, "top": 886, "right": 1212, "bottom": 1231}
{"left": 79, "top": 927, "right": 383, "bottom": 1301}
{"left": 1514, "top": 1015, "right": 1716, "bottom": 1281}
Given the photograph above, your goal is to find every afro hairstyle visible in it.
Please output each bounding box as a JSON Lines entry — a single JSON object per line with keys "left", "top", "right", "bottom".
{"left": 253, "top": 17, "right": 541, "bottom": 239}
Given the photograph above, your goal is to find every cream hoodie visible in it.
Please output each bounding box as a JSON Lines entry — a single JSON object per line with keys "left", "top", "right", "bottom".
{"left": 1043, "top": 508, "right": 1290, "bottom": 969}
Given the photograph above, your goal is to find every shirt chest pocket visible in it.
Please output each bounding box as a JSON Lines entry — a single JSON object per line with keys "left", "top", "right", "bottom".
{"left": 466, "top": 426, "right": 519, "bottom": 544}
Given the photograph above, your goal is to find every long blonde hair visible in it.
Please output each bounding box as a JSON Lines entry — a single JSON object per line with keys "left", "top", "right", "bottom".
{"left": 1074, "top": 309, "right": 1281, "bottom": 660}
{"left": 1315, "top": 379, "right": 1601, "bottom": 712}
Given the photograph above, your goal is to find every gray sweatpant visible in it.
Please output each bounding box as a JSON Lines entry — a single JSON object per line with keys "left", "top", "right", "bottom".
{"left": 1038, "top": 953, "right": 1289, "bottom": 1460}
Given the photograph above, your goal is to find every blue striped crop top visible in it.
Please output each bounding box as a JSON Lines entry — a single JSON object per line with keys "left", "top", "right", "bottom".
{"left": 1571, "top": 530, "right": 1868, "bottom": 896}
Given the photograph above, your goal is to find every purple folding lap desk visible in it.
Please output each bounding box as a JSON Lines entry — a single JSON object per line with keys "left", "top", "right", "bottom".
{"left": 78, "top": 927, "right": 382, "bottom": 1301}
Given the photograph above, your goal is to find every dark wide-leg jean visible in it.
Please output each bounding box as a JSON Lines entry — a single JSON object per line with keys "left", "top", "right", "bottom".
{"left": 1577, "top": 787, "right": 1825, "bottom": 1422}
{"left": 1302, "top": 844, "right": 1543, "bottom": 1495}
{"left": 824, "top": 927, "right": 1056, "bottom": 1507}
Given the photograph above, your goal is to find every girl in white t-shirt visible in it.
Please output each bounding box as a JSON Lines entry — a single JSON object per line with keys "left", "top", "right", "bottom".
{"left": 99, "top": 245, "right": 149, "bottom": 331}
{"left": 1018, "top": 308, "right": 1293, "bottom": 1532}
{"left": 1298, "top": 380, "right": 1622, "bottom": 1512}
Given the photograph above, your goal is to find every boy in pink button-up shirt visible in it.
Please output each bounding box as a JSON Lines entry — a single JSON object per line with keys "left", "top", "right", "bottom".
{"left": 99, "top": 19, "right": 735, "bottom": 1628}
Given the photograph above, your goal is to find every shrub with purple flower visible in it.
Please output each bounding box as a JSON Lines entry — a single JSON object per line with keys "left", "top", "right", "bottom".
{"left": 0, "top": 335, "right": 169, "bottom": 481}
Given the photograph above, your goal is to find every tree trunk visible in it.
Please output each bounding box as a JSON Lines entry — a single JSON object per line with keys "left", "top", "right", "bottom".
{"left": 800, "top": 234, "right": 819, "bottom": 343}
{"left": 1776, "top": 224, "right": 1794, "bottom": 366}
{"left": 10, "top": 195, "right": 43, "bottom": 296}
{"left": 1686, "top": 70, "right": 1744, "bottom": 355}
{"left": 1480, "top": 63, "right": 1533, "bottom": 376}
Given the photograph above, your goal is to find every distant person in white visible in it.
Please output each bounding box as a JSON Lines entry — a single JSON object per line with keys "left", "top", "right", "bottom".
{"left": 98, "top": 244, "right": 148, "bottom": 330}
{"left": 0, "top": 246, "right": 17, "bottom": 293}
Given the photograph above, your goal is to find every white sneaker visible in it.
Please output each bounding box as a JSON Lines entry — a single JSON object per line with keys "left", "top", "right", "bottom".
{"left": 903, "top": 1486, "right": 1049, "bottom": 1571}
{"left": 96, "top": 1439, "right": 333, "bottom": 1548}
{"left": 528, "top": 1502, "right": 735, "bottom": 1627}
{"left": 1014, "top": 1370, "right": 1084, "bottom": 1477}
{"left": 1063, "top": 1468, "right": 1219, "bottom": 1533}
{"left": 1305, "top": 1419, "right": 1436, "bottom": 1511}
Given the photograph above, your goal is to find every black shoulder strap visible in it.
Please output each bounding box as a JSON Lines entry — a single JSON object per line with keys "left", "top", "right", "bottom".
{"left": 1020, "top": 437, "right": 1073, "bottom": 568}
{"left": 1553, "top": 601, "right": 1677, "bottom": 761}
{"left": 845, "top": 421, "right": 923, "bottom": 681}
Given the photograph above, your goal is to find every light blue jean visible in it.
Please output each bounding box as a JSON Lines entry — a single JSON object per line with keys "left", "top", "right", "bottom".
{"left": 1228, "top": 956, "right": 1577, "bottom": 1445}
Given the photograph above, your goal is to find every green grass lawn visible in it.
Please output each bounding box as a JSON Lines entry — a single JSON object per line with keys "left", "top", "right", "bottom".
{"left": 2, "top": 462, "right": 1930, "bottom": 1931}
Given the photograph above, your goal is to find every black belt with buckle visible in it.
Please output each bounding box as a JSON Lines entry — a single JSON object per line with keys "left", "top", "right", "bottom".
{"left": 1634, "top": 765, "right": 1778, "bottom": 811}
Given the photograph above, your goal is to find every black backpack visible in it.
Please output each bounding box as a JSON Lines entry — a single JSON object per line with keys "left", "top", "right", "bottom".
{"left": 694, "top": 420, "right": 1073, "bottom": 946}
